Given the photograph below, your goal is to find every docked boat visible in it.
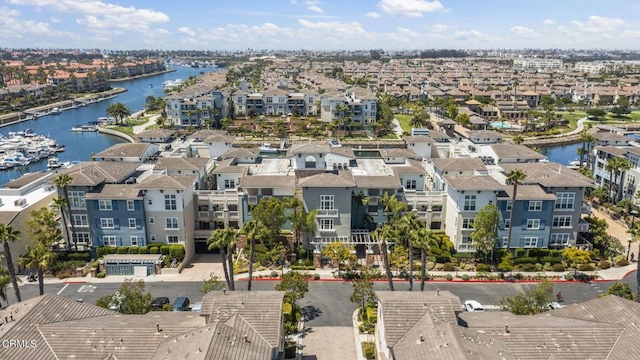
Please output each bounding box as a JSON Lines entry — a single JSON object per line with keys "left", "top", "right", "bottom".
{"left": 50, "top": 107, "right": 61, "bottom": 114}
{"left": 71, "top": 124, "right": 99, "bottom": 132}
{"left": 47, "top": 157, "right": 69, "bottom": 169}
{"left": 3, "top": 152, "right": 30, "bottom": 166}
{"left": 259, "top": 143, "right": 279, "bottom": 154}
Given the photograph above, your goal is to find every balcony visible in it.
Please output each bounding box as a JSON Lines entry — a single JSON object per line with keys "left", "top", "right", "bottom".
{"left": 368, "top": 196, "right": 379, "bottom": 206}
{"left": 196, "top": 190, "right": 240, "bottom": 205}
{"left": 198, "top": 211, "right": 211, "bottom": 221}
{"left": 316, "top": 209, "right": 339, "bottom": 217}
{"left": 577, "top": 220, "right": 589, "bottom": 233}
{"left": 403, "top": 190, "right": 445, "bottom": 206}
{"left": 581, "top": 203, "right": 592, "bottom": 215}
{"left": 213, "top": 211, "right": 225, "bottom": 221}
{"left": 229, "top": 211, "right": 239, "bottom": 220}
{"left": 248, "top": 195, "right": 258, "bottom": 205}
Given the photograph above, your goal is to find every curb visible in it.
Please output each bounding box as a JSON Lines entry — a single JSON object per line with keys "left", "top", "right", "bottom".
{"left": 63, "top": 280, "right": 87, "bottom": 284}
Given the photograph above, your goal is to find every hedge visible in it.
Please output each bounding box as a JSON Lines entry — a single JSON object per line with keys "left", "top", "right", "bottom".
{"left": 521, "top": 263, "right": 537, "bottom": 272}
{"left": 138, "top": 246, "right": 148, "bottom": 254}
{"left": 578, "top": 263, "right": 595, "bottom": 271}
{"left": 513, "top": 257, "right": 536, "bottom": 265}
{"left": 116, "top": 246, "right": 128, "bottom": 254}
{"left": 149, "top": 246, "right": 159, "bottom": 254}
{"left": 169, "top": 244, "right": 185, "bottom": 261}
{"left": 160, "top": 245, "right": 170, "bottom": 255}
{"left": 552, "top": 263, "right": 565, "bottom": 272}
{"left": 442, "top": 262, "right": 456, "bottom": 271}
{"left": 476, "top": 264, "right": 491, "bottom": 272}
{"left": 541, "top": 256, "right": 562, "bottom": 265}
{"left": 96, "top": 272, "right": 106, "bottom": 278}
{"left": 128, "top": 246, "right": 139, "bottom": 254}
{"left": 66, "top": 252, "right": 92, "bottom": 262}
{"left": 366, "top": 307, "right": 377, "bottom": 322}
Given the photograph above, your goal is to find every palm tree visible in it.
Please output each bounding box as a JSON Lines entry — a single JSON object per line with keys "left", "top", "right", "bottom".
{"left": 19, "top": 243, "right": 52, "bottom": 296}
{"left": 0, "top": 224, "right": 22, "bottom": 302}
{"left": 512, "top": 135, "right": 524, "bottom": 145}
{"left": 605, "top": 157, "right": 632, "bottom": 204}
{"left": 53, "top": 174, "right": 75, "bottom": 250}
{"left": 106, "top": 102, "right": 132, "bottom": 124}
{"left": 0, "top": 267, "right": 10, "bottom": 307}
{"left": 207, "top": 228, "right": 238, "bottom": 291}
{"left": 579, "top": 131, "right": 596, "bottom": 168}
{"left": 352, "top": 191, "right": 369, "bottom": 228}
{"left": 241, "top": 220, "right": 262, "bottom": 291}
{"left": 397, "top": 212, "right": 424, "bottom": 291}
{"left": 371, "top": 224, "right": 396, "bottom": 291}
{"left": 506, "top": 169, "right": 527, "bottom": 249}
{"left": 53, "top": 197, "right": 71, "bottom": 249}
{"left": 412, "top": 228, "right": 438, "bottom": 291}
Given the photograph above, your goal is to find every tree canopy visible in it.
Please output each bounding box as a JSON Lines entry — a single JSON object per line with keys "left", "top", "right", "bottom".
{"left": 496, "top": 280, "right": 554, "bottom": 315}
{"left": 599, "top": 282, "right": 637, "bottom": 301}
{"left": 471, "top": 203, "right": 500, "bottom": 262}
{"left": 275, "top": 271, "right": 309, "bottom": 305}
{"left": 96, "top": 280, "right": 153, "bottom": 314}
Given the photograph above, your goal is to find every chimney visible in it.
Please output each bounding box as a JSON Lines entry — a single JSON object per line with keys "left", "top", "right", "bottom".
{"left": 420, "top": 335, "right": 424, "bottom": 342}
{"left": 156, "top": 323, "right": 161, "bottom": 332}
{"left": 244, "top": 335, "right": 249, "bottom": 343}
{"left": 436, "top": 289, "right": 440, "bottom": 296}
{"left": 505, "top": 325, "right": 509, "bottom": 334}
{"left": 223, "top": 288, "right": 227, "bottom": 295}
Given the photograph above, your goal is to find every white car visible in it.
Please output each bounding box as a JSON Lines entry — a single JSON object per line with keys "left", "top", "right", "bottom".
{"left": 547, "top": 302, "right": 563, "bottom": 310}
{"left": 464, "top": 300, "right": 484, "bottom": 312}
{"left": 191, "top": 302, "right": 203, "bottom": 313}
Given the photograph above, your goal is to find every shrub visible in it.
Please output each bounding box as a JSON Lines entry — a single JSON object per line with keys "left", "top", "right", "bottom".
{"left": 461, "top": 274, "right": 470, "bottom": 281}
{"left": 552, "top": 263, "right": 565, "bottom": 272}
{"left": 513, "top": 257, "right": 536, "bottom": 265}
{"left": 566, "top": 273, "right": 574, "bottom": 281}
{"left": 93, "top": 260, "right": 100, "bottom": 269}
{"left": 542, "top": 262, "right": 553, "bottom": 271}
{"left": 270, "top": 271, "right": 279, "bottom": 278}
{"left": 541, "top": 256, "right": 562, "bottom": 265}
{"left": 578, "top": 263, "right": 595, "bottom": 271}
{"left": 366, "top": 306, "right": 377, "bottom": 322}
{"left": 67, "top": 252, "right": 92, "bottom": 262}
{"left": 527, "top": 249, "right": 550, "bottom": 258}
{"left": 616, "top": 259, "right": 629, "bottom": 267}
{"left": 442, "top": 262, "right": 456, "bottom": 271}
{"left": 169, "top": 244, "right": 186, "bottom": 261}
{"left": 163, "top": 256, "right": 171, "bottom": 267}
{"left": 313, "top": 273, "right": 320, "bottom": 280}
{"left": 117, "top": 246, "right": 128, "bottom": 254}
{"left": 515, "top": 248, "right": 526, "bottom": 258}
{"left": 445, "top": 274, "right": 453, "bottom": 281}
{"left": 599, "top": 260, "right": 611, "bottom": 269}
{"left": 362, "top": 342, "right": 375, "bottom": 360}
{"left": 138, "top": 246, "right": 148, "bottom": 254}
{"left": 521, "top": 263, "right": 537, "bottom": 272}
{"left": 426, "top": 262, "right": 436, "bottom": 270}
{"left": 96, "top": 272, "right": 106, "bottom": 278}
{"left": 57, "top": 270, "right": 72, "bottom": 279}
{"left": 149, "top": 246, "right": 159, "bottom": 254}
{"left": 160, "top": 245, "right": 170, "bottom": 255}
{"left": 128, "top": 246, "right": 139, "bottom": 254}
{"left": 476, "top": 263, "right": 491, "bottom": 272}
{"left": 97, "top": 247, "right": 117, "bottom": 257}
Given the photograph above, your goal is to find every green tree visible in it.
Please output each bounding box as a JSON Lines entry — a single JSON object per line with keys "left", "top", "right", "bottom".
{"left": 396, "top": 212, "right": 425, "bottom": 291}
{"left": 207, "top": 228, "right": 238, "bottom": 291}
{"left": 27, "top": 207, "right": 63, "bottom": 247}
{"left": 0, "top": 267, "right": 10, "bottom": 307}
{"left": 562, "top": 247, "right": 592, "bottom": 269}
{"left": 412, "top": 228, "right": 438, "bottom": 291}
{"left": 599, "top": 281, "right": 637, "bottom": 301}
{"left": 19, "top": 243, "right": 53, "bottom": 295}
{"left": 106, "top": 102, "right": 132, "bottom": 124}
{"left": 201, "top": 273, "right": 226, "bottom": 293}
{"left": 275, "top": 271, "right": 309, "bottom": 306}
{"left": 409, "top": 111, "right": 430, "bottom": 128}
{"left": 0, "top": 224, "right": 21, "bottom": 302}
{"left": 506, "top": 169, "right": 527, "bottom": 248}
{"left": 605, "top": 157, "right": 631, "bottom": 204}
{"left": 322, "top": 242, "right": 357, "bottom": 277}
{"left": 350, "top": 270, "right": 376, "bottom": 311}
{"left": 512, "top": 135, "right": 524, "bottom": 145}
{"left": 53, "top": 174, "right": 75, "bottom": 250}
{"left": 96, "top": 280, "right": 153, "bottom": 314}
{"left": 52, "top": 197, "right": 71, "bottom": 246}
{"left": 586, "top": 108, "right": 607, "bottom": 120}
{"left": 578, "top": 130, "right": 595, "bottom": 168}
{"left": 496, "top": 280, "right": 554, "bottom": 315}
{"left": 471, "top": 203, "right": 500, "bottom": 263}
{"left": 388, "top": 244, "right": 409, "bottom": 274}
{"left": 241, "top": 220, "right": 263, "bottom": 291}
{"left": 252, "top": 197, "right": 287, "bottom": 246}
{"left": 371, "top": 224, "right": 396, "bottom": 291}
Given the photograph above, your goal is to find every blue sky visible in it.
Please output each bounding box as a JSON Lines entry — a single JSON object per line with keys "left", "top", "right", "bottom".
{"left": 2, "top": 0, "right": 640, "bottom": 50}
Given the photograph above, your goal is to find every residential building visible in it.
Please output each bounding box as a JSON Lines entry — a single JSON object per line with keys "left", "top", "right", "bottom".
{"left": 93, "top": 143, "right": 159, "bottom": 162}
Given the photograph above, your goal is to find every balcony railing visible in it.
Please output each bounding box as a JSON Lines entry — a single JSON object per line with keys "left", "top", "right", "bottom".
{"left": 229, "top": 211, "right": 239, "bottom": 219}
{"left": 198, "top": 211, "right": 211, "bottom": 220}
{"left": 316, "top": 209, "right": 339, "bottom": 217}
{"left": 577, "top": 220, "right": 589, "bottom": 233}
{"left": 213, "top": 211, "right": 224, "bottom": 220}
{"left": 196, "top": 190, "right": 240, "bottom": 204}
{"left": 403, "top": 190, "right": 445, "bottom": 205}
{"left": 248, "top": 195, "right": 258, "bottom": 205}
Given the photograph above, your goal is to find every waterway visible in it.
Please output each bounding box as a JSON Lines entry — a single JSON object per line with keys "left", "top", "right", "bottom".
{"left": 539, "top": 143, "right": 581, "bottom": 166}
{"left": 0, "top": 66, "right": 216, "bottom": 186}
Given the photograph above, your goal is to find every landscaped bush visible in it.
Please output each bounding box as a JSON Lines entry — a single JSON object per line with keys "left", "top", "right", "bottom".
{"left": 270, "top": 271, "right": 279, "bottom": 278}
{"left": 57, "top": 270, "right": 72, "bottom": 279}
{"left": 128, "top": 246, "right": 139, "bottom": 254}
{"left": 442, "top": 262, "right": 456, "bottom": 271}
{"left": 552, "top": 263, "right": 565, "bottom": 272}
{"left": 67, "top": 252, "right": 92, "bottom": 262}
{"left": 96, "top": 272, "right": 106, "bottom": 278}
{"left": 445, "top": 274, "right": 453, "bottom": 281}
{"left": 163, "top": 256, "right": 171, "bottom": 267}
{"left": 47, "top": 260, "right": 87, "bottom": 276}
{"left": 616, "top": 259, "right": 629, "bottom": 267}
{"left": 476, "top": 263, "right": 491, "bottom": 272}
{"left": 527, "top": 249, "right": 550, "bottom": 258}
{"left": 541, "top": 256, "right": 562, "bottom": 265}
{"left": 426, "top": 262, "right": 436, "bottom": 270}
{"left": 461, "top": 274, "right": 470, "bottom": 281}
{"left": 160, "top": 245, "right": 170, "bottom": 255}
{"left": 117, "top": 246, "right": 128, "bottom": 254}
{"left": 138, "top": 246, "right": 148, "bottom": 254}
{"left": 313, "top": 273, "right": 320, "bottom": 280}
{"left": 521, "top": 263, "right": 537, "bottom": 272}
{"left": 362, "top": 342, "right": 375, "bottom": 360}
{"left": 149, "top": 246, "right": 159, "bottom": 254}
{"left": 291, "top": 265, "right": 315, "bottom": 271}
{"left": 515, "top": 248, "right": 526, "bottom": 258}
{"left": 566, "top": 273, "right": 574, "bottom": 281}
{"left": 169, "top": 244, "right": 185, "bottom": 261}
{"left": 513, "top": 257, "right": 536, "bottom": 265}
{"left": 599, "top": 260, "right": 611, "bottom": 269}
{"left": 366, "top": 306, "right": 377, "bottom": 322}
{"left": 97, "top": 247, "right": 117, "bottom": 257}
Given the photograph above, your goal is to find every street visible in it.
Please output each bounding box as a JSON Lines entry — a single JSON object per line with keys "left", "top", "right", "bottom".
{"left": 4, "top": 272, "right": 636, "bottom": 327}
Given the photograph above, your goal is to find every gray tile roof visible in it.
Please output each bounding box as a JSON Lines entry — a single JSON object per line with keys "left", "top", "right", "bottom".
{"left": 221, "top": 147, "right": 260, "bottom": 159}
{"left": 354, "top": 174, "right": 401, "bottom": 188}
{"left": 444, "top": 175, "right": 503, "bottom": 191}
{"left": 61, "top": 162, "right": 142, "bottom": 186}
{"left": 136, "top": 174, "right": 197, "bottom": 190}
{"left": 155, "top": 157, "right": 209, "bottom": 171}
{"left": 404, "top": 135, "right": 434, "bottom": 144}
{"left": 298, "top": 171, "right": 356, "bottom": 188}
{"left": 499, "top": 184, "right": 556, "bottom": 200}
{"left": 379, "top": 148, "right": 422, "bottom": 160}
{"left": 212, "top": 158, "right": 247, "bottom": 174}
{"left": 95, "top": 143, "right": 153, "bottom": 159}
{"left": 499, "top": 162, "right": 593, "bottom": 188}
{"left": 136, "top": 129, "right": 176, "bottom": 139}
{"left": 3, "top": 171, "right": 51, "bottom": 189}
{"left": 84, "top": 184, "right": 143, "bottom": 199}
{"left": 239, "top": 175, "right": 296, "bottom": 188}
{"left": 468, "top": 130, "right": 504, "bottom": 139}
{"left": 432, "top": 158, "right": 487, "bottom": 172}
{"left": 490, "top": 144, "right": 546, "bottom": 160}
{"left": 287, "top": 143, "right": 331, "bottom": 157}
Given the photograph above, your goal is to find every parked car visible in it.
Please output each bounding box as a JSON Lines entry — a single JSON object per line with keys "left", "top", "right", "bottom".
{"left": 152, "top": 297, "right": 170, "bottom": 309}
{"left": 547, "top": 302, "right": 563, "bottom": 310}
{"left": 464, "top": 300, "right": 484, "bottom": 312}
{"left": 172, "top": 297, "right": 190, "bottom": 311}
{"left": 191, "top": 302, "right": 203, "bottom": 313}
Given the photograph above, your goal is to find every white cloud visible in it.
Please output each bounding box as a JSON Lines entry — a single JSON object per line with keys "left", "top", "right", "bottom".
{"left": 429, "top": 23, "right": 447, "bottom": 32}
{"left": 177, "top": 26, "right": 195, "bottom": 36}
{"left": 291, "top": 0, "right": 297, "bottom": 3}
{"left": 50, "top": 16, "right": 61, "bottom": 23}
{"left": 571, "top": 15, "right": 626, "bottom": 34}
{"left": 378, "top": 0, "right": 445, "bottom": 17}
{"left": 365, "top": 11, "right": 380, "bottom": 18}
{"left": 453, "top": 29, "right": 483, "bottom": 41}
{"left": 298, "top": 19, "right": 365, "bottom": 35}
{"left": 156, "top": 28, "right": 170, "bottom": 35}
{"left": 510, "top": 25, "right": 537, "bottom": 36}
{"left": 543, "top": 19, "right": 555, "bottom": 25}
{"left": 307, "top": 5, "right": 323, "bottom": 13}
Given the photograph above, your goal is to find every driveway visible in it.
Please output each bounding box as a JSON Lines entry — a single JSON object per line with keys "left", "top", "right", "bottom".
{"left": 301, "top": 326, "right": 357, "bottom": 360}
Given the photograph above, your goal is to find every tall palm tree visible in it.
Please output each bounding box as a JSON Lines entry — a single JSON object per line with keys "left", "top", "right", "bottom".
{"left": 207, "top": 228, "right": 238, "bottom": 291}
{"left": 412, "top": 228, "right": 438, "bottom": 291}
{"left": 397, "top": 212, "right": 424, "bottom": 291}
{"left": 53, "top": 174, "right": 75, "bottom": 250}
{"left": 579, "top": 130, "right": 595, "bottom": 167}
{"left": 106, "top": 102, "right": 132, "bottom": 124}
{"left": 606, "top": 157, "right": 632, "bottom": 204}
{"left": 371, "top": 224, "right": 396, "bottom": 291}
{"left": 19, "top": 243, "right": 52, "bottom": 296}
{"left": 352, "top": 191, "right": 369, "bottom": 228}
{"left": 506, "top": 169, "right": 527, "bottom": 249}
{"left": 0, "top": 224, "right": 22, "bottom": 302}
{"left": 241, "top": 220, "right": 262, "bottom": 291}
{"left": 53, "top": 197, "right": 71, "bottom": 249}
{"left": 0, "top": 267, "right": 10, "bottom": 307}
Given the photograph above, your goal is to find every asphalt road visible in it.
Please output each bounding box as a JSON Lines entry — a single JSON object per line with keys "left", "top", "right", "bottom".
{"left": 4, "top": 272, "right": 637, "bottom": 327}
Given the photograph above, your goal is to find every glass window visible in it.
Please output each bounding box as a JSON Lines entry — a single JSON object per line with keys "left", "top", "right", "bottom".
{"left": 72, "top": 214, "right": 88, "bottom": 227}
{"left": 69, "top": 191, "right": 86, "bottom": 210}
{"left": 550, "top": 233, "right": 570, "bottom": 245}
{"left": 73, "top": 232, "right": 90, "bottom": 244}
{"left": 555, "top": 192, "right": 575, "bottom": 210}
{"left": 149, "top": 217, "right": 155, "bottom": 224}
{"left": 165, "top": 217, "right": 179, "bottom": 229}
{"left": 320, "top": 195, "right": 334, "bottom": 210}
{"left": 320, "top": 219, "right": 334, "bottom": 230}
{"left": 224, "top": 179, "right": 236, "bottom": 189}
{"left": 524, "top": 237, "right": 538, "bottom": 248}
{"left": 552, "top": 216, "right": 572, "bottom": 228}
{"left": 526, "top": 219, "right": 540, "bottom": 229}
{"left": 130, "top": 236, "right": 139, "bottom": 246}
{"left": 103, "top": 236, "right": 116, "bottom": 247}
{"left": 462, "top": 218, "right": 474, "bottom": 229}
{"left": 506, "top": 201, "right": 512, "bottom": 212}
{"left": 505, "top": 219, "right": 511, "bottom": 229}
{"left": 127, "top": 200, "right": 135, "bottom": 211}
{"left": 529, "top": 201, "right": 542, "bottom": 211}
{"left": 100, "top": 218, "right": 114, "bottom": 229}
{"left": 164, "top": 194, "right": 177, "bottom": 210}
{"left": 98, "top": 200, "right": 112, "bottom": 211}
{"left": 128, "top": 218, "right": 136, "bottom": 229}
{"left": 463, "top": 195, "right": 476, "bottom": 211}
{"left": 405, "top": 180, "right": 417, "bottom": 190}
{"left": 167, "top": 235, "right": 179, "bottom": 244}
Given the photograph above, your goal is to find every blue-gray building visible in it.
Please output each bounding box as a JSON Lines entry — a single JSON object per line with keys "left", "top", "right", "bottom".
{"left": 85, "top": 184, "right": 146, "bottom": 247}
{"left": 497, "top": 185, "right": 555, "bottom": 248}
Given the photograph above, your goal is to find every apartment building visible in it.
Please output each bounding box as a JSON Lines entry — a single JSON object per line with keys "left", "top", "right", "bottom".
{"left": 319, "top": 87, "right": 377, "bottom": 125}
{"left": 233, "top": 88, "right": 320, "bottom": 117}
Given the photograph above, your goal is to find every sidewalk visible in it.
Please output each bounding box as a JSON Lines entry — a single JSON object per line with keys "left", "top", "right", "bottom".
{"left": 591, "top": 206, "right": 637, "bottom": 261}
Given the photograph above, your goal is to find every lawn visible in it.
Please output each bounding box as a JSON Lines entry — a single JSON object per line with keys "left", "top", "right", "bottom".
{"left": 395, "top": 114, "right": 412, "bottom": 133}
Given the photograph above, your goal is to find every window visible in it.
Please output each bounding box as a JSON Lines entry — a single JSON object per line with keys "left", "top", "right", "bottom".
{"left": 506, "top": 201, "right": 512, "bottom": 212}
{"left": 463, "top": 195, "right": 476, "bottom": 211}
{"left": 529, "top": 201, "right": 542, "bottom": 211}
{"left": 526, "top": 219, "right": 541, "bottom": 229}
{"left": 72, "top": 214, "right": 88, "bottom": 227}
{"left": 149, "top": 217, "right": 155, "bottom": 224}
{"left": 69, "top": 191, "right": 85, "bottom": 209}
{"left": 127, "top": 200, "right": 135, "bottom": 211}
{"left": 165, "top": 217, "right": 179, "bottom": 229}
{"left": 164, "top": 194, "right": 177, "bottom": 210}
{"left": 224, "top": 179, "right": 236, "bottom": 189}
{"left": 550, "top": 233, "right": 570, "bottom": 245}
{"left": 100, "top": 218, "right": 114, "bottom": 229}
{"left": 130, "top": 236, "right": 139, "bottom": 246}
{"left": 148, "top": 199, "right": 153, "bottom": 205}
{"left": 320, "top": 195, "right": 334, "bottom": 210}
{"left": 555, "top": 192, "right": 575, "bottom": 210}
{"left": 405, "top": 180, "right": 417, "bottom": 190}
{"left": 128, "top": 218, "right": 137, "bottom": 229}
{"left": 553, "top": 216, "right": 572, "bottom": 228}
{"left": 98, "top": 200, "right": 113, "bottom": 211}
{"left": 150, "top": 235, "right": 156, "bottom": 242}
{"left": 73, "top": 232, "right": 90, "bottom": 244}
{"left": 524, "top": 237, "right": 538, "bottom": 248}
{"left": 501, "top": 237, "right": 509, "bottom": 248}
{"left": 320, "top": 219, "right": 334, "bottom": 230}
{"left": 167, "top": 235, "right": 179, "bottom": 244}
{"left": 103, "top": 236, "right": 116, "bottom": 247}
{"left": 266, "top": 96, "right": 273, "bottom": 104}
{"left": 504, "top": 219, "right": 510, "bottom": 229}
{"left": 462, "top": 218, "right": 474, "bottom": 229}
{"left": 459, "top": 236, "right": 473, "bottom": 251}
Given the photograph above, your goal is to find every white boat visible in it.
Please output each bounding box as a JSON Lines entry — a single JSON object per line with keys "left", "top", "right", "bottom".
{"left": 71, "top": 124, "right": 98, "bottom": 132}
{"left": 3, "top": 152, "right": 29, "bottom": 166}
{"left": 50, "top": 107, "right": 61, "bottom": 114}
{"left": 329, "top": 139, "right": 342, "bottom": 147}
{"left": 259, "top": 143, "right": 279, "bottom": 153}
{"left": 47, "top": 157, "right": 69, "bottom": 169}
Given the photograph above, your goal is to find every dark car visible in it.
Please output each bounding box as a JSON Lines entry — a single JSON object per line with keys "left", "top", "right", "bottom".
{"left": 172, "top": 297, "right": 190, "bottom": 311}
{"left": 152, "top": 297, "right": 170, "bottom": 309}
